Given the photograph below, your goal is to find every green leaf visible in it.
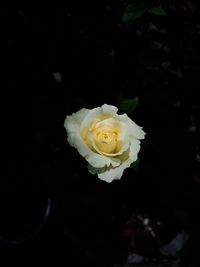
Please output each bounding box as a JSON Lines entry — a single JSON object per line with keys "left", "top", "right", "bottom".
{"left": 131, "top": 158, "right": 140, "bottom": 171}
{"left": 122, "top": 3, "right": 145, "bottom": 22}
{"left": 118, "top": 95, "right": 139, "bottom": 114}
{"left": 147, "top": 6, "right": 167, "bottom": 16}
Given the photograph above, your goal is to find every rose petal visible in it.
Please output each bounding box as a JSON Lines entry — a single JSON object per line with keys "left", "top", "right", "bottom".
{"left": 102, "top": 104, "right": 118, "bottom": 115}
{"left": 64, "top": 111, "right": 121, "bottom": 168}
{"left": 120, "top": 114, "right": 146, "bottom": 140}
{"left": 64, "top": 104, "right": 145, "bottom": 183}
{"left": 89, "top": 132, "right": 130, "bottom": 158}
{"left": 129, "top": 138, "right": 141, "bottom": 156}
{"left": 87, "top": 118, "right": 130, "bottom": 157}
{"left": 80, "top": 107, "right": 102, "bottom": 131}
{"left": 88, "top": 140, "right": 140, "bottom": 183}
{"left": 80, "top": 104, "right": 119, "bottom": 132}
{"left": 64, "top": 108, "right": 90, "bottom": 133}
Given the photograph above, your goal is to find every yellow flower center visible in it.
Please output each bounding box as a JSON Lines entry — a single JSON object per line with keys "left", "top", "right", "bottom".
{"left": 81, "top": 117, "right": 123, "bottom": 155}
{"left": 94, "top": 130, "right": 118, "bottom": 153}
{"left": 91, "top": 118, "right": 122, "bottom": 154}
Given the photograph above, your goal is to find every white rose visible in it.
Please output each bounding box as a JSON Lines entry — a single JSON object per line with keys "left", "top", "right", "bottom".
{"left": 64, "top": 104, "right": 145, "bottom": 183}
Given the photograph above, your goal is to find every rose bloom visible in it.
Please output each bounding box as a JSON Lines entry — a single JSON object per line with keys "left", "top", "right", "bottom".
{"left": 64, "top": 104, "right": 145, "bottom": 183}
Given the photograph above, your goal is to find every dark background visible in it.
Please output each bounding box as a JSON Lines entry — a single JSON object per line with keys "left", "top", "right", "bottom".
{"left": 0, "top": 3, "right": 199, "bottom": 266}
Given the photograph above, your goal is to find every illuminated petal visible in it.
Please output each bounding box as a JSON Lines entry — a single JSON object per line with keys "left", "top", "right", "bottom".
{"left": 64, "top": 108, "right": 90, "bottom": 133}
{"left": 120, "top": 114, "right": 145, "bottom": 140}
{"left": 88, "top": 140, "right": 139, "bottom": 183}
{"left": 65, "top": 111, "right": 121, "bottom": 168}
{"left": 64, "top": 104, "right": 145, "bottom": 183}
{"left": 80, "top": 107, "right": 103, "bottom": 132}
{"left": 102, "top": 104, "right": 118, "bottom": 115}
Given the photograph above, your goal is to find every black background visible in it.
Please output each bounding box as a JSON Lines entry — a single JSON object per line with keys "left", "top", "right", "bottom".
{"left": 0, "top": 4, "right": 200, "bottom": 266}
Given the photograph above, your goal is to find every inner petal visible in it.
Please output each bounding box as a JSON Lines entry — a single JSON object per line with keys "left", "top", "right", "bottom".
{"left": 92, "top": 118, "right": 121, "bottom": 154}
{"left": 82, "top": 117, "right": 130, "bottom": 158}
{"left": 95, "top": 131, "right": 118, "bottom": 153}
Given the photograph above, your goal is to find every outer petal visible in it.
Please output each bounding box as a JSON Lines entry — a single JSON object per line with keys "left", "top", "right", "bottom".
{"left": 102, "top": 104, "right": 118, "bottom": 115}
{"left": 88, "top": 139, "right": 140, "bottom": 183}
{"left": 119, "top": 114, "right": 145, "bottom": 140}
{"left": 64, "top": 104, "right": 145, "bottom": 183}
{"left": 80, "top": 107, "right": 102, "bottom": 131}
{"left": 80, "top": 104, "right": 119, "bottom": 132}
{"left": 64, "top": 108, "right": 90, "bottom": 134}
{"left": 129, "top": 138, "right": 141, "bottom": 157}
{"left": 64, "top": 111, "right": 121, "bottom": 168}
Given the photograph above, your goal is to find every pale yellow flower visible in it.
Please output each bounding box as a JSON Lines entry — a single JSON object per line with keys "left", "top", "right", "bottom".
{"left": 64, "top": 104, "right": 145, "bottom": 183}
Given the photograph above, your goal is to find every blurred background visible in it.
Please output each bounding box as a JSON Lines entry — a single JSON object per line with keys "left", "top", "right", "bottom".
{"left": 0, "top": 3, "right": 199, "bottom": 266}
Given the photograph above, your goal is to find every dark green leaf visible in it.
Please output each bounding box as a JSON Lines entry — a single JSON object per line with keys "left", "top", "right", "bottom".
{"left": 122, "top": 4, "right": 145, "bottom": 22}
{"left": 147, "top": 6, "right": 167, "bottom": 16}
{"left": 118, "top": 95, "right": 139, "bottom": 114}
